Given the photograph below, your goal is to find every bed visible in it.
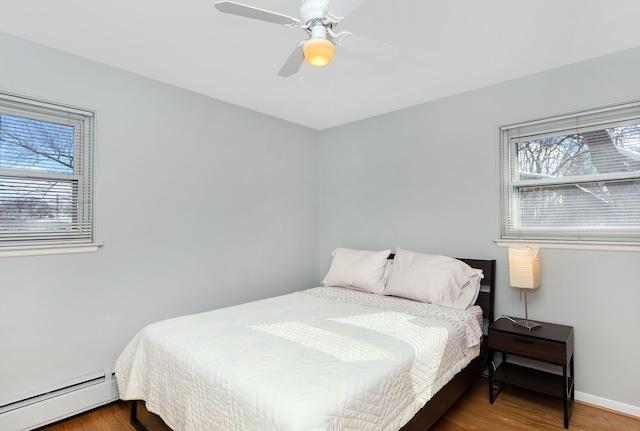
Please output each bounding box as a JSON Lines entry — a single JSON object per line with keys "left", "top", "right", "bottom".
{"left": 116, "top": 249, "right": 495, "bottom": 431}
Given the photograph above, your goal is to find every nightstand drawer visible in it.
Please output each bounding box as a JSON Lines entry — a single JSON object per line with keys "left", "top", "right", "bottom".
{"left": 489, "top": 330, "right": 567, "bottom": 364}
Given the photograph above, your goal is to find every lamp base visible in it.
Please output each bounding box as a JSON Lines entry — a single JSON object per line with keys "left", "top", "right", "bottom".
{"left": 513, "top": 319, "right": 541, "bottom": 330}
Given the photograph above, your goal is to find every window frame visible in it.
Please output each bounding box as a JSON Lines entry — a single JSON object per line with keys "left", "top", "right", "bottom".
{"left": 498, "top": 100, "right": 640, "bottom": 251}
{"left": 0, "top": 91, "right": 100, "bottom": 257}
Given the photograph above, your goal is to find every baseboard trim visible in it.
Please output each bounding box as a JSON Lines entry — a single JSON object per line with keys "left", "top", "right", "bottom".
{"left": 0, "top": 374, "right": 118, "bottom": 431}
{"left": 576, "top": 391, "right": 640, "bottom": 418}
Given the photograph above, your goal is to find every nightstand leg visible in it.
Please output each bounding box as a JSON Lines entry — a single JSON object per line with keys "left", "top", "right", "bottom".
{"left": 564, "top": 355, "right": 575, "bottom": 429}
{"left": 563, "top": 363, "right": 568, "bottom": 428}
{"left": 570, "top": 355, "right": 575, "bottom": 404}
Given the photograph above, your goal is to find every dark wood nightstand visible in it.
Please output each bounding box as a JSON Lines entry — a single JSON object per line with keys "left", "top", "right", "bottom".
{"left": 488, "top": 318, "right": 575, "bottom": 429}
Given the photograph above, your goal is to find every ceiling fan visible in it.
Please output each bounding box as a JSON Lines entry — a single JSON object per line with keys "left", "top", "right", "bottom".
{"left": 214, "top": 0, "right": 398, "bottom": 77}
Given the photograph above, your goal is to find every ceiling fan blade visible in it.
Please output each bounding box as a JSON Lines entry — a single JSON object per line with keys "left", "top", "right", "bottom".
{"left": 339, "top": 34, "right": 399, "bottom": 63}
{"left": 278, "top": 44, "right": 305, "bottom": 77}
{"left": 215, "top": 1, "right": 301, "bottom": 27}
{"left": 326, "top": 0, "right": 367, "bottom": 19}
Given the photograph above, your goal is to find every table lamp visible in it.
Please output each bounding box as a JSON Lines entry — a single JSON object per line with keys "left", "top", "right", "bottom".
{"left": 508, "top": 246, "right": 541, "bottom": 329}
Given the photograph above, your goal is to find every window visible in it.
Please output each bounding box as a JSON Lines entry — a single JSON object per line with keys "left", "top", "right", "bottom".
{"left": 500, "top": 101, "right": 640, "bottom": 243}
{"left": 0, "top": 92, "right": 95, "bottom": 249}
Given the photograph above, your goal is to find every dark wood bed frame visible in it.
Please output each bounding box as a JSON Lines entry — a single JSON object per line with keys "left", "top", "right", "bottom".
{"left": 400, "top": 257, "right": 496, "bottom": 430}
{"left": 131, "top": 257, "right": 496, "bottom": 431}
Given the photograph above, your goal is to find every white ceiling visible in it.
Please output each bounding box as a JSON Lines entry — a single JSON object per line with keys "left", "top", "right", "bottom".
{"left": 1, "top": 0, "right": 640, "bottom": 130}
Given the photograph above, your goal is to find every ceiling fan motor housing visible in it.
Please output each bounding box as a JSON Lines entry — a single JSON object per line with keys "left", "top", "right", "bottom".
{"left": 299, "top": 0, "right": 331, "bottom": 25}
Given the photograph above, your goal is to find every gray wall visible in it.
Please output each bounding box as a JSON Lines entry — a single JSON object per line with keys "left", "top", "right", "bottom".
{"left": 319, "top": 47, "right": 640, "bottom": 409}
{"left": 0, "top": 32, "right": 319, "bottom": 403}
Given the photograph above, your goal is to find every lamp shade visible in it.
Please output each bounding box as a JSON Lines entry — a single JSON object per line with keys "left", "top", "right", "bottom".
{"left": 508, "top": 246, "right": 540, "bottom": 289}
{"left": 303, "top": 38, "right": 335, "bottom": 67}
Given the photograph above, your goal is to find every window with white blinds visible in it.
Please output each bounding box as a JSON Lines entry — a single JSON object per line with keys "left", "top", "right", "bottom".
{"left": 0, "top": 93, "right": 95, "bottom": 247}
{"left": 500, "top": 101, "right": 640, "bottom": 243}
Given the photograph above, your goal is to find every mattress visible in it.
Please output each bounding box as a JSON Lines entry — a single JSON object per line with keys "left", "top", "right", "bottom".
{"left": 115, "top": 287, "right": 483, "bottom": 431}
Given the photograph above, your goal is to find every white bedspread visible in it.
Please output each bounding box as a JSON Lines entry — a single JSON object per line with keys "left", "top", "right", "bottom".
{"left": 115, "top": 287, "right": 483, "bottom": 431}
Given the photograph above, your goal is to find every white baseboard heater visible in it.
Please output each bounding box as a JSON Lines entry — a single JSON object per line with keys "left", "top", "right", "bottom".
{"left": 0, "top": 368, "right": 119, "bottom": 431}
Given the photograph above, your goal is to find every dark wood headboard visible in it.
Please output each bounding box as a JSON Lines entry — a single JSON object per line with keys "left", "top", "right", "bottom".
{"left": 387, "top": 254, "right": 496, "bottom": 324}
{"left": 459, "top": 258, "right": 496, "bottom": 324}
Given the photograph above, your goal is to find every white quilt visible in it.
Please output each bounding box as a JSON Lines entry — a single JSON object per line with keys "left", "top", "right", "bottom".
{"left": 115, "top": 287, "right": 483, "bottom": 431}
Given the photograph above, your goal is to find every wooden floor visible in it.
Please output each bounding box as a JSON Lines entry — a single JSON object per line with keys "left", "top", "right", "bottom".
{"left": 38, "top": 378, "right": 640, "bottom": 431}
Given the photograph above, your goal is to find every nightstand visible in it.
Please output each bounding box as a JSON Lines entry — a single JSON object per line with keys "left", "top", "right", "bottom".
{"left": 488, "top": 318, "right": 575, "bottom": 429}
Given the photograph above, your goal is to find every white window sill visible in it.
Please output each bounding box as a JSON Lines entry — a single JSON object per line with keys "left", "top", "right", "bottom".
{"left": 495, "top": 239, "right": 640, "bottom": 252}
{"left": 0, "top": 243, "right": 103, "bottom": 258}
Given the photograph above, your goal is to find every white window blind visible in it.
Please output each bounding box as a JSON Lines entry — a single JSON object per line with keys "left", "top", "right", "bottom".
{"left": 0, "top": 93, "right": 95, "bottom": 247}
{"left": 500, "top": 101, "right": 640, "bottom": 242}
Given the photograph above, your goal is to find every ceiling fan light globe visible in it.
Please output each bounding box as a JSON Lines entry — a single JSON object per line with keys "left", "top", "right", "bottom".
{"left": 303, "top": 38, "right": 335, "bottom": 67}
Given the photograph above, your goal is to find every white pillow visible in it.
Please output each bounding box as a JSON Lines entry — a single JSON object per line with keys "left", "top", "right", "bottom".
{"left": 322, "top": 248, "right": 391, "bottom": 294}
{"left": 384, "top": 248, "right": 483, "bottom": 309}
